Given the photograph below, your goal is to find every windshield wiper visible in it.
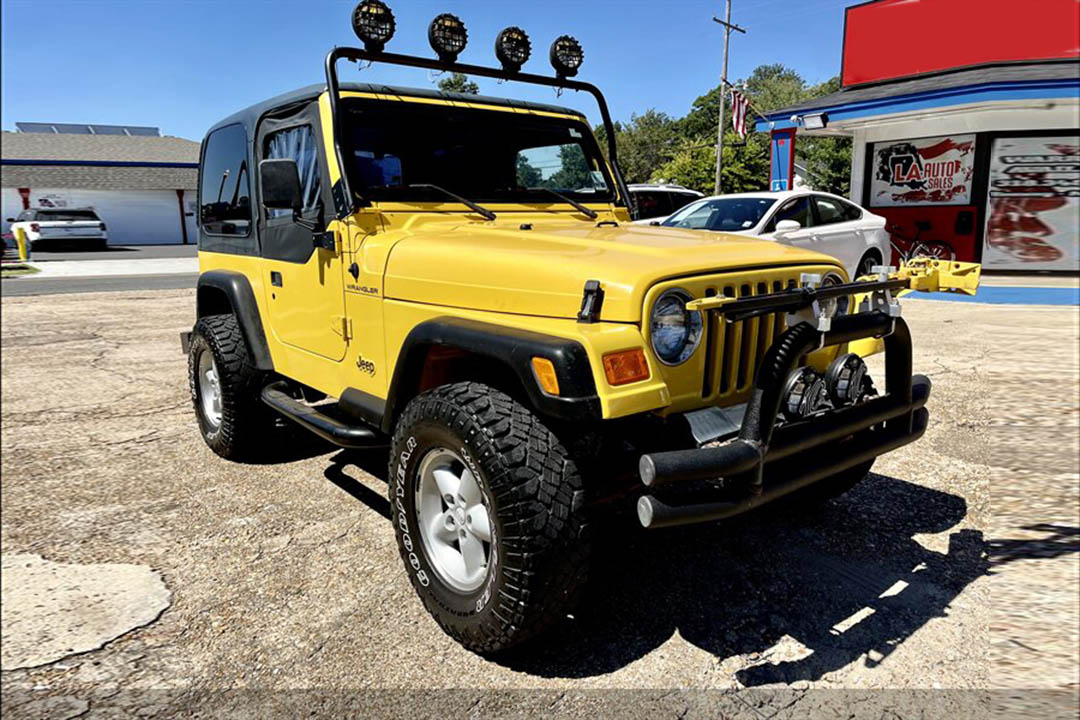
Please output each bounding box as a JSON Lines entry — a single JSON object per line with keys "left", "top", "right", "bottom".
{"left": 528, "top": 187, "right": 598, "bottom": 219}
{"left": 407, "top": 184, "right": 496, "bottom": 221}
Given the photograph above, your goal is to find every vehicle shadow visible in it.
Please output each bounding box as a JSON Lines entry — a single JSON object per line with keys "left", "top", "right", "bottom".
{"left": 316, "top": 448, "right": 998, "bottom": 684}
{"left": 501, "top": 472, "right": 989, "bottom": 683}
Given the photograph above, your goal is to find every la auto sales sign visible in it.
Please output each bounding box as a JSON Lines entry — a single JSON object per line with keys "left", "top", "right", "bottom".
{"left": 870, "top": 134, "right": 975, "bottom": 206}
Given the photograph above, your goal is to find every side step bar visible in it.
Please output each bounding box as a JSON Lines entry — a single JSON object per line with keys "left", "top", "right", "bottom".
{"left": 261, "top": 381, "right": 384, "bottom": 448}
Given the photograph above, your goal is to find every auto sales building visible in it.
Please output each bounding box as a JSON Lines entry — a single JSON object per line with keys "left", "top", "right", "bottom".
{"left": 756, "top": 0, "right": 1080, "bottom": 272}
{"left": 1, "top": 125, "right": 199, "bottom": 245}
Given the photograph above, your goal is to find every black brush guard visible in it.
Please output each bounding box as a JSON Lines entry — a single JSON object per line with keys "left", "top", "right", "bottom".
{"left": 637, "top": 309, "right": 930, "bottom": 529}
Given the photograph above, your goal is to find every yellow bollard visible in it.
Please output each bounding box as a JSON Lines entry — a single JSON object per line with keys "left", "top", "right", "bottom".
{"left": 14, "top": 226, "right": 29, "bottom": 261}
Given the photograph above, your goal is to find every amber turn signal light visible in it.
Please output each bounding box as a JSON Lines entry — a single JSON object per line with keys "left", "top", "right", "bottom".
{"left": 531, "top": 357, "right": 560, "bottom": 396}
{"left": 603, "top": 349, "right": 650, "bottom": 386}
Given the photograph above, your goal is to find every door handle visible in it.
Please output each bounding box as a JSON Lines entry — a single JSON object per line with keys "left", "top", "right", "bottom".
{"left": 270, "top": 271, "right": 283, "bottom": 287}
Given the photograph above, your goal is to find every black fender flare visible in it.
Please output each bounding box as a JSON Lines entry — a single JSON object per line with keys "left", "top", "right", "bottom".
{"left": 382, "top": 317, "right": 601, "bottom": 433}
{"left": 196, "top": 270, "right": 274, "bottom": 371}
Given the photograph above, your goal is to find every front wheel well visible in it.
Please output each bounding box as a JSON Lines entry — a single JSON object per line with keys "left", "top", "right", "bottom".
{"left": 386, "top": 345, "right": 530, "bottom": 432}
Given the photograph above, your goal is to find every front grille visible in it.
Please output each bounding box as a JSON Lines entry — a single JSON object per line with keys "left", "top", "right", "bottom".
{"left": 699, "top": 272, "right": 804, "bottom": 403}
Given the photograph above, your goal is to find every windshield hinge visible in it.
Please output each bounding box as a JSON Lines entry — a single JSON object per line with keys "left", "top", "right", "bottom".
{"left": 332, "top": 315, "right": 352, "bottom": 340}
{"left": 577, "top": 280, "right": 605, "bottom": 324}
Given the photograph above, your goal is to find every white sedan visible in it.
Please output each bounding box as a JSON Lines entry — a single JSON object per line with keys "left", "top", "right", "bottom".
{"left": 650, "top": 190, "right": 890, "bottom": 280}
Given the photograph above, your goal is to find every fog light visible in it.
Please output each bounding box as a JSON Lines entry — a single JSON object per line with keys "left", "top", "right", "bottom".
{"left": 826, "top": 353, "right": 868, "bottom": 406}
{"left": 495, "top": 26, "right": 531, "bottom": 72}
{"left": 352, "top": 0, "right": 396, "bottom": 52}
{"left": 428, "top": 13, "right": 468, "bottom": 62}
{"left": 782, "top": 367, "right": 828, "bottom": 421}
{"left": 549, "top": 35, "right": 584, "bottom": 77}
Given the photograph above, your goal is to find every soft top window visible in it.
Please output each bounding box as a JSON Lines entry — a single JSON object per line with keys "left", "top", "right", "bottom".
{"left": 339, "top": 98, "right": 613, "bottom": 204}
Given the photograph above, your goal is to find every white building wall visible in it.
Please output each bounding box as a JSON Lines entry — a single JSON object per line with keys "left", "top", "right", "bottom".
{"left": 2, "top": 188, "right": 196, "bottom": 245}
{"left": 844, "top": 100, "right": 1080, "bottom": 204}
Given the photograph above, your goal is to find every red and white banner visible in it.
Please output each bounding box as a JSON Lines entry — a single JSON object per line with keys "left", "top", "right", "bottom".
{"left": 730, "top": 90, "right": 749, "bottom": 140}
{"left": 870, "top": 134, "right": 976, "bottom": 207}
{"left": 983, "top": 136, "right": 1079, "bottom": 271}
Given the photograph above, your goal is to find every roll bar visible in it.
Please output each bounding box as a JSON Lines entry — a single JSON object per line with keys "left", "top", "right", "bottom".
{"left": 324, "top": 46, "right": 632, "bottom": 219}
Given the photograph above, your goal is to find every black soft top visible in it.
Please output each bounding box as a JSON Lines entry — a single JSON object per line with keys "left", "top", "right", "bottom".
{"left": 204, "top": 82, "right": 586, "bottom": 140}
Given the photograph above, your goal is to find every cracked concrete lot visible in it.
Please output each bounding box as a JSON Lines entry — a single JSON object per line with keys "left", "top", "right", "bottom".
{"left": 1, "top": 289, "right": 1076, "bottom": 718}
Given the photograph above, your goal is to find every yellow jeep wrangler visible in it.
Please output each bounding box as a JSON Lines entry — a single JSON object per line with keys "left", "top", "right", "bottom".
{"left": 184, "top": 3, "right": 980, "bottom": 654}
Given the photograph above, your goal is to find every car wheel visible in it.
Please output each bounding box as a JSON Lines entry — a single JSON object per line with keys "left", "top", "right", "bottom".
{"left": 389, "top": 381, "right": 590, "bottom": 654}
{"left": 188, "top": 313, "right": 273, "bottom": 460}
{"left": 856, "top": 251, "right": 882, "bottom": 279}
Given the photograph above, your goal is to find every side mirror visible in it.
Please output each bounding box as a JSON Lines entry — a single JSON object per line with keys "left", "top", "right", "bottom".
{"left": 774, "top": 219, "right": 801, "bottom": 235}
{"left": 649, "top": 220, "right": 661, "bottom": 226}
{"left": 259, "top": 158, "right": 303, "bottom": 212}
{"left": 5, "top": 218, "right": 15, "bottom": 223}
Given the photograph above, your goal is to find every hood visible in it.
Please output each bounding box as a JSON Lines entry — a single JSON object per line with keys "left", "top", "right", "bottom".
{"left": 383, "top": 218, "right": 842, "bottom": 323}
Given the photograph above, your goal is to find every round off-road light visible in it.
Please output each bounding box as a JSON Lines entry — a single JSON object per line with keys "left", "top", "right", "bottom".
{"left": 428, "top": 13, "right": 468, "bottom": 62}
{"left": 351, "top": 0, "right": 396, "bottom": 52}
{"left": 782, "top": 367, "right": 829, "bottom": 421}
{"left": 495, "top": 26, "right": 531, "bottom": 72}
{"left": 549, "top": 35, "right": 584, "bottom": 77}
{"left": 825, "top": 353, "right": 868, "bottom": 406}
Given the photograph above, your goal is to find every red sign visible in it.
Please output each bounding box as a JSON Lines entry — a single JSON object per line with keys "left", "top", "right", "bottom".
{"left": 842, "top": 0, "right": 1080, "bottom": 87}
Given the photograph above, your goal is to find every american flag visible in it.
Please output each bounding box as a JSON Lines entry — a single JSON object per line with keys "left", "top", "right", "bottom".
{"left": 730, "top": 89, "right": 749, "bottom": 139}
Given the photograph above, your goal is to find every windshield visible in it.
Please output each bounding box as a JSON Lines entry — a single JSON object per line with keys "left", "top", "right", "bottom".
{"left": 37, "top": 210, "right": 99, "bottom": 221}
{"left": 662, "top": 197, "right": 776, "bottom": 231}
{"left": 339, "top": 97, "right": 613, "bottom": 204}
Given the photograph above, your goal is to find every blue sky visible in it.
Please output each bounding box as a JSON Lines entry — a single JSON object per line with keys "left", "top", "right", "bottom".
{"left": 1, "top": 0, "right": 851, "bottom": 140}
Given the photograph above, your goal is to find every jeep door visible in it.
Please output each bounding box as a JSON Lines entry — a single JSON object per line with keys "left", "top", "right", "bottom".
{"left": 257, "top": 121, "right": 348, "bottom": 362}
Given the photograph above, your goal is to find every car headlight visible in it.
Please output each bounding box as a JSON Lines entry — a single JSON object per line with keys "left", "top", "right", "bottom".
{"left": 650, "top": 289, "right": 703, "bottom": 366}
{"left": 821, "top": 271, "right": 848, "bottom": 317}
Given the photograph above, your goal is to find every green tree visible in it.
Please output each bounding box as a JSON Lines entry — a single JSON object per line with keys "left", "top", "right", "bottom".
{"left": 594, "top": 110, "right": 678, "bottom": 184}
{"left": 798, "top": 77, "right": 852, "bottom": 195}
{"left": 516, "top": 154, "right": 542, "bottom": 187}
{"left": 547, "top": 144, "right": 594, "bottom": 190}
{"left": 437, "top": 72, "right": 479, "bottom": 94}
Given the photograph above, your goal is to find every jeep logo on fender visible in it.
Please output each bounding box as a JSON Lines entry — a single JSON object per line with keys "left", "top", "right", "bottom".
{"left": 356, "top": 356, "right": 376, "bottom": 375}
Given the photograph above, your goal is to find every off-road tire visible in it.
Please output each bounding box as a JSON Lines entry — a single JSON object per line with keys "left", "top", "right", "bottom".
{"left": 388, "top": 381, "right": 590, "bottom": 655}
{"left": 188, "top": 313, "right": 271, "bottom": 461}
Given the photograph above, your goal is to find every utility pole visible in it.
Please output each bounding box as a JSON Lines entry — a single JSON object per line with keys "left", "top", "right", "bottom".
{"left": 712, "top": 2, "right": 746, "bottom": 195}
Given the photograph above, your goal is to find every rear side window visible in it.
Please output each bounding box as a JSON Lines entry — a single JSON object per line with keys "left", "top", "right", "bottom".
{"left": 764, "top": 196, "right": 811, "bottom": 232}
{"left": 633, "top": 191, "right": 671, "bottom": 218}
{"left": 200, "top": 124, "right": 251, "bottom": 236}
{"left": 813, "top": 196, "right": 849, "bottom": 226}
{"left": 841, "top": 199, "right": 863, "bottom": 221}
{"left": 37, "top": 210, "right": 99, "bottom": 221}
{"left": 672, "top": 192, "right": 701, "bottom": 213}
{"left": 264, "top": 125, "right": 322, "bottom": 219}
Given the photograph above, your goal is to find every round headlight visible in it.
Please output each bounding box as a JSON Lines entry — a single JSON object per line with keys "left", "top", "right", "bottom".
{"left": 428, "top": 13, "right": 468, "bottom": 63}
{"left": 821, "top": 271, "right": 848, "bottom": 317}
{"left": 650, "top": 289, "right": 703, "bottom": 366}
{"left": 549, "top": 35, "right": 584, "bottom": 77}
{"left": 351, "top": 0, "right": 396, "bottom": 52}
{"left": 495, "top": 26, "right": 531, "bottom": 72}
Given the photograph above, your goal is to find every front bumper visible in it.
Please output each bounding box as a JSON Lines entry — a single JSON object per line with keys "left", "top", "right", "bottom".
{"left": 636, "top": 311, "right": 929, "bottom": 529}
